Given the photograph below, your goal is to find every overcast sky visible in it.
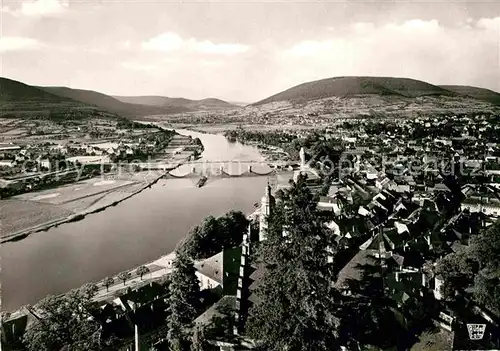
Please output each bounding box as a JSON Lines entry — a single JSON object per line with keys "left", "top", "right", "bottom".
{"left": 1, "top": 0, "right": 499, "bottom": 102}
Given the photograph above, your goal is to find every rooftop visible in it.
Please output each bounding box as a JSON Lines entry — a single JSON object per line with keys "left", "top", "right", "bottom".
{"left": 194, "top": 295, "right": 237, "bottom": 326}
{"left": 195, "top": 251, "right": 223, "bottom": 284}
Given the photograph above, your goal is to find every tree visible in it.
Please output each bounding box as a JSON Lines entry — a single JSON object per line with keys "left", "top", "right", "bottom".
{"left": 205, "top": 302, "right": 237, "bottom": 342}
{"left": 411, "top": 328, "right": 453, "bottom": 351}
{"left": 118, "top": 271, "right": 132, "bottom": 286}
{"left": 470, "top": 221, "right": 500, "bottom": 315}
{"left": 218, "top": 210, "right": 250, "bottom": 248}
{"left": 103, "top": 277, "right": 114, "bottom": 292}
{"left": 23, "top": 288, "right": 101, "bottom": 351}
{"left": 182, "top": 211, "right": 249, "bottom": 260}
{"left": 81, "top": 282, "right": 99, "bottom": 300}
{"left": 470, "top": 219, "right": 500, "bottom": 270}
{"left": 473, "top": 269, "right": 500, "bottom": 316}
{"left": 435, "top": 250, "right": 477, "bottom": 300}
{"left": 247, "top": 175, "right": 340, "bottom": 350}
{"left": 274, "top": 189, "right": 285, "bottom": 199}
{"left": 191, "top": 324, "right": 208, "bottom": 351}
{"left": 167, "top": 249, "right": 201, "bottom": 350}
{"left": 437, "top": 221, "right": 500, "bottom": 317}
{"left": 181, "top": 216, "right": 219, "bottom": 259}
{"left": 137, "top": 265, "right": 151, "bottom": 280}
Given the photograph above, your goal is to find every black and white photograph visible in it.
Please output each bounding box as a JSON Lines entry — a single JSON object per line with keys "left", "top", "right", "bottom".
{"left": 1, "top": 0, "right": 500, "bottom": 350}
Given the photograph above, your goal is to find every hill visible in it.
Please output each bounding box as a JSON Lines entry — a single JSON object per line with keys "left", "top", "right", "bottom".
{"left": 39, "top": 87, "right": 190, "bottom": 119}
{"left": 0, "top": 77, "right": 72, "bottom": 103}
{"left": 253, "top": 76, "right": 457, "bottom": 106}
{"left": 439, "top": 85, "right": 500, "bottom": 105}
{"left": 0, "top": 77, "right": 107, "bottom": 120}
{"left": 0, "top": 77, "right": 237, "bottom": 120}
{"left": 113, "top": 95, "right": 238, "bottom": 111}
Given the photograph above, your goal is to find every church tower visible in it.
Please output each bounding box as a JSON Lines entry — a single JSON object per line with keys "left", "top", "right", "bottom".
{"left": 259, "top": 183, "right": 275, "bottom": 242}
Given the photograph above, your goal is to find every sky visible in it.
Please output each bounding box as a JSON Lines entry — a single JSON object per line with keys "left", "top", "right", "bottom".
{"left": 1, "top": 0, "right": 500, "bottom": 102}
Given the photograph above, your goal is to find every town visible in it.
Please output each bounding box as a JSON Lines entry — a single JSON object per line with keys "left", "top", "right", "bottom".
{"left": 2, "top": 108, "right": 500, "bottom": 350}
{"left": 2, "top": 1, "right": 500, "bottom": 349}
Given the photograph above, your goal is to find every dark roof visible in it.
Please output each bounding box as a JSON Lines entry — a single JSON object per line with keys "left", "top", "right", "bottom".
{"left": 391, "top": 254, "right": 405, "bottom": 267}
{"left": 248, "top": 263, "right": 266, "bottom": 305}
{"left": 222, "top": 247, "right": 243, "bottom": 296}
{"left": 195, "top": 252, "right": 223, "bottom": 284}
{"left": 194, "top": 295, "right": 237, "bottom": 327}
{"left": 334, "top": 249, "right": 379, "bottom": 290}
{"left": 383, "top": 228, "right": 405, "bottom": 250}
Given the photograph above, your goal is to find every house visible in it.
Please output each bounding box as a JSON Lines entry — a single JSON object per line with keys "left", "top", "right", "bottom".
{"left": 0, "top": 306, "right": 37, "bottom": 347}
{"left": 342, "top": 136, "right": 357, "bottom": 143}
{"left": 0, "top": 144, "right": 21, "bottom": 158}
{"left": 334, "top": 249, "right": 380, "bottom": 294}
{"left": 376, "top": 176, "right": 391, "bottom": 190}
{"left": 50, "top": 143, "right": 68, "bottom": 155}
{"left": 389, "top": 184, "right": 411, "bottom": 193}
{"left": 0, "top": 160, "right": 16, "bottom": 168}
{"left": 317, "top": 196, "right": 341, "bottom": 213}
{"left": 194, "top": 252, "right": 223, "bottom": 290}
{"left": 327, "top": 182, "right": 345, "bottom": 197}
{"left": 39, "top": 159, "right": 50, "bottom": 169}
{"left": 434, "top": 138, "right": 452, "bottom": 146}
{"left": 461, "top": 198, "right": 500, "bottom": 217}
{"left": 14, "top": 154, "right": 26, "bottom": 162}
{"left": 66, "top": 156, "right": 110, "bottom": 165}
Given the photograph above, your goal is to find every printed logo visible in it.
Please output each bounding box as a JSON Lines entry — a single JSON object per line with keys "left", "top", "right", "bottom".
{"left": 467, "top": 323, "right": 486, "bottom": 340}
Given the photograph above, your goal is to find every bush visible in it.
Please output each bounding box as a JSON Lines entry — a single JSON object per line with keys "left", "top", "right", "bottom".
{"left": 181, "top": 211, "right": 249, "bottom": 259}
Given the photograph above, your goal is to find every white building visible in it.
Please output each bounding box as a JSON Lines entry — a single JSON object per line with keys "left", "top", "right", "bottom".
{"left": 259, "top": 184, "right": 275, "bottom": 242}
{"left": 195, "top": 252, "right": 223, "bottom": 290}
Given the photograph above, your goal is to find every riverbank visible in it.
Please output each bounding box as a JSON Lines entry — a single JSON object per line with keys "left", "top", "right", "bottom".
{"left": 92, "top": 205, "right": 263, "bottom": 303}
{"left": 0, "top": 134, "right": 201, "bottom": 243}
{"left": 162, "top": 123, "right": 294, "bottom": 165}
{"left": 0, "top": 127, "right": 279, "bottom": 313}
{"left": 2, "top": 206, "right": 263, "bottom": 316}
{"left": 0, "top": 172, "right": 166, "bottom": 243}
{"left": 163, "top": 122, "right": 316, "bottom": 134}
{"left": 236, "top": 140, "right": 291, "bottom": 163}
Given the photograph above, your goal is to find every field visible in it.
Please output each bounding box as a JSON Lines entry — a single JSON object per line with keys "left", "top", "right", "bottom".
{"left": 0, "top": 199, "right": 73, "bottom": 238}
{"left": 14, "top": 177, "right": 138, "bottom": 205}
{"left": 0, "top": 172, "right": 161, "bottom": 241}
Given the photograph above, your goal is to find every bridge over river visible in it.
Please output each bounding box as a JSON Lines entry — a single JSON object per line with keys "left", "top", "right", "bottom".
{"left": 174, "top": 159, "right": 298, "bottom": 167}
{"left": 164, "top": 161, "right": 296, "bottom": 179}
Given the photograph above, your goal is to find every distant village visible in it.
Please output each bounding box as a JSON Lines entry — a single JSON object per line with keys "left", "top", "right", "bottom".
{"left": 0, "top": 118, "right": 199, "bottom": 197}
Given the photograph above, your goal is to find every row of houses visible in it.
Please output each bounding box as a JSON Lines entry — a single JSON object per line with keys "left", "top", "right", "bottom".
{"left": 190, "top": 144, "right": 500, "bottom": 349}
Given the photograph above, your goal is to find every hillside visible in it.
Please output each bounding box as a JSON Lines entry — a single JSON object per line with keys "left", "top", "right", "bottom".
{"left": 39, "top": 87, "right": 190, "bottom": 119}
{"left": 253, "top": 76, "right": 457, "bottom": 106}
{"left": 0, "top": 77, "right": 237, "bottom": 121}
{"left": 0, "top": 77, "right": 106, "bottom": 119}
{"left": 113, "top": 95, "right": 238, "bottom": 111}
{"left": 0, "top": 78, "right": 72, "bottom": 103}
{"left": 439, "top": 85, "right": 500, "bottom": 105}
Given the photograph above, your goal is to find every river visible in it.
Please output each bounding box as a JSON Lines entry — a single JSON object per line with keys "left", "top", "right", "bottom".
{"left": 0, "top": 129, "right": 280, "bottom": 312}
